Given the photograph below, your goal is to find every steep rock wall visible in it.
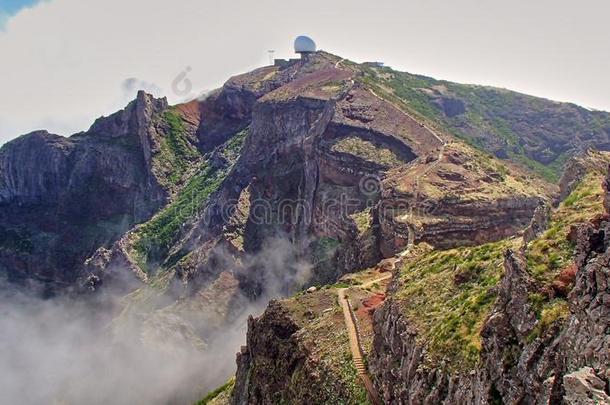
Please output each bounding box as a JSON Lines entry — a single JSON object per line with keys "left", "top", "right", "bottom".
{"left": 369, "top": 164, "right": 610, "bottom": 404}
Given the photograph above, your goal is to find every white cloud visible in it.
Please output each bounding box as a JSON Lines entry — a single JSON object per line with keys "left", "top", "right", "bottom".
{"left": 1, "top": 0, "right": 609, "bottom": 145}
{"left": 121, "top": 77, "right": 162, "bottom": 100}
{"left": 0, "top": 12, "right": 8, "bottom": 30}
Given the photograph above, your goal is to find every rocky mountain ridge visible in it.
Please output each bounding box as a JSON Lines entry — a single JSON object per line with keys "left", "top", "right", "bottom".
{"left": 0, "top": 91, "right": 173, "bottom": 290}
{"left": 228, "top": 150, "right": 610, "bottom": 405}
{"left": 3, "top": 51, "right": 610, "bottom": 293}
{"left": 2, "top": 51, "right": 610, "bottom": 404}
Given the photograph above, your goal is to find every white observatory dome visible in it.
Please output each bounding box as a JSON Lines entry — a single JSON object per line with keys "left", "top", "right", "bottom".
{"left": 294, "top": 36, "right": 316, "bottom": 53}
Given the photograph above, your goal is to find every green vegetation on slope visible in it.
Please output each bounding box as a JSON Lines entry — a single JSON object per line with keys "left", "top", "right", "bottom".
{"left": 221, "top": 129, "right": 248, "bottom": 162}
{"left": 195, "top": 378, "right": 235, "bottom": 405}
{"left": 358, "top": 68, "right": 443, "bottom": 132}
{"left": 357, "top": 63, "right": 610, "bottom": 182}
{"left": 526, "top": 298, "right": 570, "bottom": 343}
{"left": 376, "top": 69, "right": 562, "bottom": 180}
{"left": 133, "top": 129, "right": 248, "bottom": 272}
{"left": 385, "top": 71, "right": 444, "bottom": 123}
{"left": 391, "top": 151, "right": 610, "bottom": 366}
{"left": 397, "top": 238, "right": 518, "bottom": 370}
{"left": 133, "top": 164, "right": 226, "bottom": 271}
{"left": 350, "top": 208, "right": 372, "bottom": 236}
{"left": 280, "top": 290, "right": 370, "bottom": 404}
{"left": 525, "top": 173, "right": 605, "bottom": 284}
{"left": 523, "top": 167, "right": 606, "bottom": 340}
{"left": 331, "top": 136, "right": 403, "bottom": 167}
{"left": 155, "top": 109, "right": 200, "bottom": 186}
{"left": 443, "top": 85, "right": 571, "bottom": 182}
{"left": 311, "top": 237, "right": 341, "bottom": 266}
{"left": 338, "top": 351, "right": 370, "bottom": 405}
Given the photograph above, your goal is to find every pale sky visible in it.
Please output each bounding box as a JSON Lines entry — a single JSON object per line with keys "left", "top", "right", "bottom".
{"left": 1, "top": 0, "right": 609, "bottom": 145}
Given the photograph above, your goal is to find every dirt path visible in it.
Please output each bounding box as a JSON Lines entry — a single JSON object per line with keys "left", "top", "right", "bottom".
{"left": 367, "top": 88, "right": 446, "bottom": 146}
{"left": 338, "top": 273, "right": 390, "bottom": 405}
{"left": 368, "top": 86, "right": 448, "bottom": 260}
{"left": 337, "top": 141, "right": 442, "bottom": 403}
{"left": 334, "top": 60, "right": 447, "bottom": 404}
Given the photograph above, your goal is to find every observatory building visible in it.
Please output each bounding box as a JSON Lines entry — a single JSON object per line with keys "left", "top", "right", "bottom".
{"left": 294, "top": 35, "right": 316, "bottom": 58}
{"left": 272, "top": 36, "right": 318, "bottom": 67}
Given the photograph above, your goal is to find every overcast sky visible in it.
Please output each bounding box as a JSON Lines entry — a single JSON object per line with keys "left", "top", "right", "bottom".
{"left": 1, "top": 0, "right": 609, "bottom": 145}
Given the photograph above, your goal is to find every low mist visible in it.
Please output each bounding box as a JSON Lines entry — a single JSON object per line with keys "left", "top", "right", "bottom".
{"left": 0, "top": 282, "right": 230, "bottom": 404}
{"left": 0, "top": 236, "right": 314, "bottom": 405}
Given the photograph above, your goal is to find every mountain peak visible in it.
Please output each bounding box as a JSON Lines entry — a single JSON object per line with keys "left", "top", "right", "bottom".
{"left": 3, "top": 49, "right": 610, "bottom": 405}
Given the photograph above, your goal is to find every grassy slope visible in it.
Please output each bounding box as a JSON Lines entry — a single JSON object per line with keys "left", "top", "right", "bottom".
{"left": 335, "top": 60, "right": 610, "bottom": 370}
{"left": 154, "top": 109, "right": 201, "bottom": 187}
{"left": 357, "top": 64, "right": 610, "bottom": 182}
{"left": 396, "top": 238, "right": 518, "bottom": 369}
{"left": 280, "top": 289, "right": 370, "bottom": 404}
{"left": 330, "top": 136, "right": 403, "bottom": 167}
{"left": 392, "top": 152, "right": 610, "bottom": 370}
{"left": 523, "top": 155, "right": 610, "bottom": 340}
{"left": 526, "top": 173, "right": 605, "bottom": 283}
{"left": 195, "top": 378, "right": 235, "bottom": 405}
{"left": 132, "top": 129, "right": 248, "bottom": 273}
{"left": 132, "top": 164, "right": 226, "bottom": 271}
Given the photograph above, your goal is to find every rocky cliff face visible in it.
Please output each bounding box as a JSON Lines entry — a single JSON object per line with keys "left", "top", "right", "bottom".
{"left": 230, "top": 155, "right": 610, "bottom": 405}
{"left": 5, "top": 51, "right": 610, "bottom": 295}
{"left": 369, "top": 153, "right": 610, "bottom": 404}
{"left": 84, "top": 52, "right": 563, "bottom": 348}
{"left": 232, "top": 289, "right": 369, "bottom": 404}
{"left": 83, "top": 53, "right": 443, "bottom": 294}
{"left": 4, "top": 51, "right": 610, "bottom": 404}
{"left": 378, "top": 142, "right": 551, "bottom": 256}
{"left": 0, "top": 92, "right": 175, "bottom": 290}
